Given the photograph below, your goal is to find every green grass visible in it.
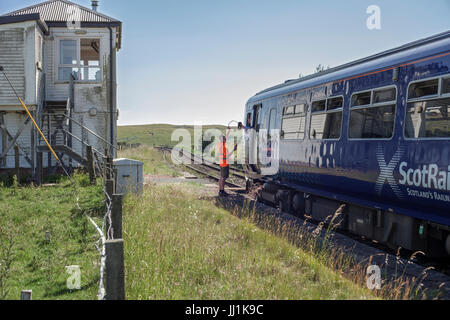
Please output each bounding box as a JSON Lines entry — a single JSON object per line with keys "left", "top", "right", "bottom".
{"left": 118, "top": 145, "right": 181, "bottom": 177}
{"left": 0, "top": 174, "right": 104, "bottom": 300}
{"left": 123, "top": 183, "right": 375, "bottom": 300}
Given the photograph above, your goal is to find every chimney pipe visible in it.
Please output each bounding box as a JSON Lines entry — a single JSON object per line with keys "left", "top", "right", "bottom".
{"left": 91, "top": 0, "right": 99, "bottom": 12}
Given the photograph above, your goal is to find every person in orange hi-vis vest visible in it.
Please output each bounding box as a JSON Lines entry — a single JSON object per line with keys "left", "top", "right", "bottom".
{"left": 218, "top": 134, "right": 238, "bottom": 197}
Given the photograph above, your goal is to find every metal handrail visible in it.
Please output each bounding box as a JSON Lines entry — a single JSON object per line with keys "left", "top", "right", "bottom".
{"left": 40, "top": 112, "right": 117, "bottom": 150}
{"left": 63, "top": 129, "right": 105, "bottom": 158}
{"left": 63, "top": 114, "right": 117, "bottom": 150}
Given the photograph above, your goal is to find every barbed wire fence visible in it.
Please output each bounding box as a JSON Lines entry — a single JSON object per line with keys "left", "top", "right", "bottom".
{"left": 85, "top": 152, "right": 125, "bottom": 300}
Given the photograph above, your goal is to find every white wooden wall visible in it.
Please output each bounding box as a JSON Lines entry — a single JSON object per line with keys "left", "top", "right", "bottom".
{"left": 0, "top": 22, "right": 119, "bottom": 169}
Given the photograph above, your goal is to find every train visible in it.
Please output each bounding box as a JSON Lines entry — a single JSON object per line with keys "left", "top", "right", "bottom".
{"left": 242, "top": 31, "right": 450, "bottom": 257}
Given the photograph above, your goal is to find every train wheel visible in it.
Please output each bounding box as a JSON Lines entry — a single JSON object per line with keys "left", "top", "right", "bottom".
{"left": 292, "top": 193, "right": 305, "bottom": 218}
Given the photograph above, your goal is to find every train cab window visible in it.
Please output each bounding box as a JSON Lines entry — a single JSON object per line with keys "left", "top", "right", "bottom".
{"left": 246, "top": 112, "right": 252, "bottom": 127}
{"left": 349, "top": 88, "right": 396, "bottom": 139}
{"left": 408, "top": 79, "right": 439, "bottom": 99}
{"left": 281, "top": 104, "right": 306, "bottom": 140}
{"left": 310, "top": 97, "right": 343, "bottom": 140}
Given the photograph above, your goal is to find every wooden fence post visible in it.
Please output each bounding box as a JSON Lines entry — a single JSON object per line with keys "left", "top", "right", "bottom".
{"left": 105, "top": 179, "right": 115, "bottom": 200}
{"left": 110, "top": 194, "right": 123, "bottom": 239}
{"left": 14, "top": 145, "right": 20, "bottom": 183}
{"left": 105, "top": 239, "right": 125, "bottom": 300}
{"left": 86, "top": 145, "right": 96, "bottom": 185}
{"left": 36, "top": 151, "right": 43, "bottom": 186}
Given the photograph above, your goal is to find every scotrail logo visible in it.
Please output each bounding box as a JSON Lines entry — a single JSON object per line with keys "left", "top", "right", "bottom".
{"left": 375, "top": 145, "right": 405, "bottom": 199}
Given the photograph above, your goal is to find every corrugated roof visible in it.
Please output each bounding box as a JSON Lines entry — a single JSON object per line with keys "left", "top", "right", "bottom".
{"left": 3, "top": 0, "right": 119, "bottom": 23}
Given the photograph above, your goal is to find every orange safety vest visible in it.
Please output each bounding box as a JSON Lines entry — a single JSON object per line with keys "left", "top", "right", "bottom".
{"left": 218, "top": 141, "right": 229, "bottom": 167}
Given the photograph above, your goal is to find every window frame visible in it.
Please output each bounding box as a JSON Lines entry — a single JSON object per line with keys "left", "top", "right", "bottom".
{"left": 348, "top": 85, "right": 398, "bottom": 141}
{"left": 56, "top": 37, "right": 102, "bottom": 83}
{"left": 310, "top": 95, "right": 344, "bottom": 141}
{"left": 404, "top": 75, "right": 450, "bottom": 141}
{"left": 281, "top": 103, "right": 307, "bottom": 141}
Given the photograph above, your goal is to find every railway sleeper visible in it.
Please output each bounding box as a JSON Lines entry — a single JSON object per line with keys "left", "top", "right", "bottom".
{"left": 259, "top": 183, "right": 450, "bottom": 257}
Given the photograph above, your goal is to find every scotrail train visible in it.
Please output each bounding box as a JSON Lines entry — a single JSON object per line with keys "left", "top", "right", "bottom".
{"left": 242, "top": 31, "right": 450, "bottom": 257}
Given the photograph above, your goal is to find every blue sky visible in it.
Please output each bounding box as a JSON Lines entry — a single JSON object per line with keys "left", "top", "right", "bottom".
{"left": 1, "top": 0, "right": 449, "bottom": 126}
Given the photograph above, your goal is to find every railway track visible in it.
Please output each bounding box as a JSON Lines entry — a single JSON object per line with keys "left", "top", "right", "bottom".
{"left": 155, "top": 145, "right": 450, "bottom": 298}
{"left": 155, "top": 146, "right": 245, "bottom": 189}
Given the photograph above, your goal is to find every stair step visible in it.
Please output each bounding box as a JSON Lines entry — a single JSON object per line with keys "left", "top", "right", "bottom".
{"left": 37, "top": 145, "right": 87, "bottom": 166}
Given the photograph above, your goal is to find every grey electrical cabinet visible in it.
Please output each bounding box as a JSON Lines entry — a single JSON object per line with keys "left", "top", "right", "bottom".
{"left": 113, "top": 158, "right": 144, "bottom": 195}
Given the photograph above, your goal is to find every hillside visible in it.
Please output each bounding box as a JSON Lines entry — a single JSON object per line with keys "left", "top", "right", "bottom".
{"left": 118, "top": 124, "right": 229, "bottom": 148}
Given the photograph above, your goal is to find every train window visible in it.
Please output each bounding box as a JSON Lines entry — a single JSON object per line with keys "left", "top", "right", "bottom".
{"left": 349, "top": 105, "right": 395, "bottom": 139}
{"left": 312, "top": 100, "right": 326, "bottom": 113}
{"left": 246, "top": 112, "right": 252, "bottom": 127}
{"left": 282, "top": 104, "right": 306, "bottom": 140}
{"left": 405, "top": 98, "right": 450, "bottom": 138}
{"left": 327, "top": 97, "right": 343, "bottom": 110}
{"left": 408, "top": 79, "right": 439, "bottom": 99}
{"left": 310, "top": 96, "right": 343, "bottom": 140}
{"left": 310, "top": 111, "right": 342, "bottom": 140}
{"left": 373, "top": 88, "right": 396, "bottom": 104}
{"left": 351, "top": 91, "right": 371, "bottom": 107}
{"left": 284, "top": 106, "right": 295, "bottom": 116}
{"left": 442, "top": 78, "right": 450, "bottom": 95}
{"left": 295, "top": 104, "right": 306, "bottom": 114}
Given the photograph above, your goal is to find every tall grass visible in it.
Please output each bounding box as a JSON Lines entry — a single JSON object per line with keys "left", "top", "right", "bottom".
{"left": 221, "top": 199, "right": 443, "bottom": 300}
{"left": 123, "top": 183, "right": 375, "bottom": 300}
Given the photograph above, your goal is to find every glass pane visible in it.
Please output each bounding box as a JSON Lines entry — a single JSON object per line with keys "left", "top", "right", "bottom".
{"left": 284, "top": 106, "right": 295, "bottom": 116}
{"left": 246, "top": 113, "right": 252, "bottom": 127}
{"left": 405, "top": 98, "right": 450, "bottom": 138}
{"left": 311, "top": 112, "right": 342, "bottom": 139}
{"left": 80, "top": 67, "right": 101, "bottom": 81}
{"left": 327, "top": 97, "right": 343, "bottom": 110}
{"left": 442, "top": 78, "right": 450, "bottom": 94}
{"left": 58, "top": 67, "right": 79, "bottom": 81}
{"left": 349, "top": 105, "right": 395, "bottom": 139}
{"left": 295, "top": 104, "right": 306, "bottom": 114}
{"left": 312, "top": 100, "right": 326, "bottom": 113}
{"left": 268, "top": 109, "right": 277, "bottom": 132}
{"left": 60, "top": 40, "right": 77, "bottom": 65}
{"left": 282, "top": 116, "right": 305, "bottom": 140}
{"left": 373, "top": 88, "right": 396, "bottom": 104}
{"left": 80, "top": 39, "right": 100, "bottom": 66}
{"left": 408, "top": 79, "right": 439, "bottom": 99}
{"left": 351, "top": 91, "right": 371, "bottom": 107}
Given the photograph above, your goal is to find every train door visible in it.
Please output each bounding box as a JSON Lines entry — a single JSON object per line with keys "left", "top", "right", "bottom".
{"left": 259, "top": 108, "right": 277, "bottom": 171}
{"left": 245, "top": 104, "right": 262, "bottom": 174}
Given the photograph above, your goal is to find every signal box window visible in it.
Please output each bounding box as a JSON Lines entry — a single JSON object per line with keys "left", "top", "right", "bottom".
{"left": 59, "top": 38, "right": 101, "bottom": 81}
{"left": 349, "top": 88, "right": 396, "bottom": 139}
{"left": 310, "top": 97, "right": 343, "bottom": 140}
{"left": 281, "top": 104, "right": 306, "bottom": 140}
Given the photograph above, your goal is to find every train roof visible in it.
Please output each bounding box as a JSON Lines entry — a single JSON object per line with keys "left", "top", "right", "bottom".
{"left": 248, "top": 30, "right": 450, "bottom": 104}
